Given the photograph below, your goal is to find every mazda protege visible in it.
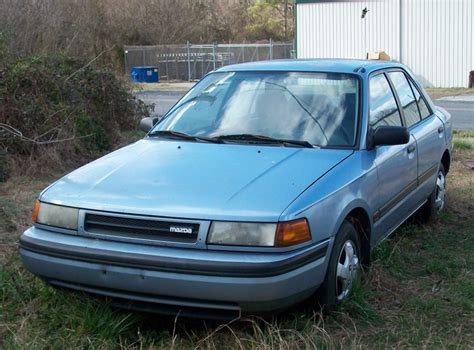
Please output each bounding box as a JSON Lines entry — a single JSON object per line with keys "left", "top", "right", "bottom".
{"left": 20, "top": 59, "right": 453, "bottom": 319}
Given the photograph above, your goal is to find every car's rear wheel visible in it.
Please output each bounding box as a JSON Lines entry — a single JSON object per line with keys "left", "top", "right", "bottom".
{"left": 417, "top": 163, "right": 446, "bottom": 223}
{"left": 316, "top": 220, "right": 361, "bottom": 311}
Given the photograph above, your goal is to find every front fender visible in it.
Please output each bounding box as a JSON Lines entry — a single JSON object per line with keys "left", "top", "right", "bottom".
{"left": 331, "top": 198, "right": 373, "bottom": 236}
{"left": 280, "top": 151, "right": 377, "bottom": 245}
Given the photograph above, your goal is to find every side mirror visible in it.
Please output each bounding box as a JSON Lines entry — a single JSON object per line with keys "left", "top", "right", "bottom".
{"left": 370, "top": 125, "right": 410, "bottom": 148}
{"left": 139, "top": 117, "right": 160, "bottom": 133}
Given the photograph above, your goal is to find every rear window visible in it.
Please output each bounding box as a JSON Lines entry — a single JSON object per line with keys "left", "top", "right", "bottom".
{"left": 409, "top": 79, "right": 431, "bottom": 119}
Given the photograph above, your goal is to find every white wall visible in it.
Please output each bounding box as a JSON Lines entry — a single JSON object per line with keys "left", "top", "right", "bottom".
{"left": 297, "top": 0, "right": 474, "bottom": 87}
{"left": 401, "top": 0, "right": 474, "bottom": 88}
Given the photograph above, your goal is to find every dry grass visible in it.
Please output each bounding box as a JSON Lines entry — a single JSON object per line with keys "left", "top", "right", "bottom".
{"left": 0, "top": 139, "right": 473, "bottom": 349}
{"left": 425, "top": 87, "right": 474, "bottom": 100}
{"left": 130, "top": 82, "right": 195, "bottom": 93}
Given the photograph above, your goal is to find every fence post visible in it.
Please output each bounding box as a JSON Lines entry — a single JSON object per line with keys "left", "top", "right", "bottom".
{"left": 142, "top": 48, "right": 146, "bottom": 66}
{"left": 212, "top": 42, "right": 217, "bottom": 70}
{"left": 165, "top": 52, "right": 169, "bottom": 81}
{"left": 175, "top": 53, "right": 178, "bottom": 81}
{"left": 187, "top": 41, "right": 192, "bottom": 81}
{"left": 124, "top": 49, "right": 128, "bottom": 76}
{"left": 269, "top": 39, "right": 273, "bottom": 60}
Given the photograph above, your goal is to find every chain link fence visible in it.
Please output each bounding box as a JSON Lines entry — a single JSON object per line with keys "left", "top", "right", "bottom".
{"left": 124, "top": 42, "right": 295, "bottom": 81}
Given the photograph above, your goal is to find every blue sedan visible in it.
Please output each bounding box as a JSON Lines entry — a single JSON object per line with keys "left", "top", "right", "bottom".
{"left": 20, "top": 59, "right": 453, "bottom": 318}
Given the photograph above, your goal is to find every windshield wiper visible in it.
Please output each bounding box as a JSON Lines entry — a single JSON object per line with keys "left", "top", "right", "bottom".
{"left": 215, "top": 134, "right": 316, "bottom": 148}
{"left": 148, "top": 130, "right": 222, "bottom": 143}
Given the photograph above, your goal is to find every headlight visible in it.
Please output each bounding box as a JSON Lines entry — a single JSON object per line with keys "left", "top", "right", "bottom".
{"left": 33, "top": 201, "right": 79, "bottom": 230}
{"left": 208, "top": 222, "right": 277, "bottom": 246}
{"left": 207, "top": 219, "right": 311, "bottom": 247}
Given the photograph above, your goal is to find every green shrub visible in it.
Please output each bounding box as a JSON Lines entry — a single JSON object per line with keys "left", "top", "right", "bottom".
{"left": 0, "top": 54, "right": 152, "bottom": 178}
{"left": 75, "top": 113, "right": 112, "bottom": 152}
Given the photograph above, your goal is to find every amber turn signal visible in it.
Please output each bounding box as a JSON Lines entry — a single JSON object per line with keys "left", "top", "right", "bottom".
{"left": 276, "top": 219, "right": 311, "bottom": 247}
{"left": 32, "top": 200, "right": 41, "bottom": 223}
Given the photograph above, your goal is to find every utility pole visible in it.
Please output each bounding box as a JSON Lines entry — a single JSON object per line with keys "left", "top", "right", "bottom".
{"left": 284, "top": 0, "right": 289, "bottom": 40}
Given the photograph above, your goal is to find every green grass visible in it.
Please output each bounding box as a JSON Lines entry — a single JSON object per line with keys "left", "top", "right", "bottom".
{"left": 1, "top": 257, "right": 143, "bottom": 348}
{"left": 453, "top": 138, "right": 472, "bottom": 150}
{"left": 453, "top": 130, "right": 474, "bottom": 138}
{"left": 453, "top": 132, "right": 474, "bottom": 151}
{"left": 1, "top": 146, "right": 473, "bottom": 348}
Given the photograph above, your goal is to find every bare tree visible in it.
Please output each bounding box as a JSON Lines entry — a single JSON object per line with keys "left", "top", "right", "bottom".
{"left": 0, "top": 0, "right": 283, "bottom": 66}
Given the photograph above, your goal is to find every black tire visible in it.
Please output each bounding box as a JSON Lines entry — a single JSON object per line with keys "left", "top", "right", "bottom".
{"left": 316, "top": 220, "right": 361, "bottom": 312}
{"left": 416, "top": 163, "right": 446, "bottom": 223}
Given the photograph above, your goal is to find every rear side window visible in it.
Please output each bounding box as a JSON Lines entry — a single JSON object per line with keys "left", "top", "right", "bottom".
{"left": 369, "top": 74, "right": 402, "bottom": 128}
{"left": 408, "top": 79, "right": 431, "bottom": 119}
{"left": 388, "top": 71, "right": 421, "bottom": 127}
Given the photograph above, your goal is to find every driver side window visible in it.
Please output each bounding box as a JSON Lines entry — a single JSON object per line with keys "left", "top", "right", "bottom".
{"left": 369, "top": 74, "right": 402, "bottom": 128}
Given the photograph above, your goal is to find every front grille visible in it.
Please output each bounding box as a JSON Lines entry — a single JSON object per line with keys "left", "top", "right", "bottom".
{"left": 84, "top": 213, "right": 199, "bottom": 243}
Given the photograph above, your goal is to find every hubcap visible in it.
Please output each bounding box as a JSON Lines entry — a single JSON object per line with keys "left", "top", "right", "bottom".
{"left": 336, "top": 240, "right": 359, "bottom": 301}
{"left": 435, "top": 171, "right": 446, "bottom": 212}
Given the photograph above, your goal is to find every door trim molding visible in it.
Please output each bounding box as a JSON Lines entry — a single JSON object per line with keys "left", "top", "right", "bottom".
{"left": 373, "top": 179, "right": 417, "bottom": 223}
{"left": 373, "top": 163, "right": 438, "bottom": 223}
{"left": 419, "top": 164, "right": 438, "bottom": 184}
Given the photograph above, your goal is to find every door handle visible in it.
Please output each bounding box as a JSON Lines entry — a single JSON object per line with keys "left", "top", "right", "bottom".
{"left": 407, "top": 144, "right": 416, "bottom": 153}
{"left": 438, "top": 126, "right": 444, "bottom": 134}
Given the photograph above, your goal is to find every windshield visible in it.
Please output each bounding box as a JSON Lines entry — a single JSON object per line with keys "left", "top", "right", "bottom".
{"left": 152, "top": 71, "right": 359, "bottom": 147}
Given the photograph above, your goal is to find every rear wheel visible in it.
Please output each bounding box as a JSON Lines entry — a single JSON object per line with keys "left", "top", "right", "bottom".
{"left": 417, "top": 163, "right": 446, "bottom": 223}
{"left": 316, "top": 221, "right": 361, "bottom": 311}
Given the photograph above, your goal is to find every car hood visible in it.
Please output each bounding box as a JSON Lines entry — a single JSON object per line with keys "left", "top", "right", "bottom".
{"left": 41, "top": 139, "right": 353, "bottom": 221}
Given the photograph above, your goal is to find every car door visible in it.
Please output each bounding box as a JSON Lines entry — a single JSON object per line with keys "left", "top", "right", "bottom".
{"left": 387, "top": 71, "right": 445, "bottom": 203}
{"left": 369, "top": 73, "right": 418, "bottom": 242}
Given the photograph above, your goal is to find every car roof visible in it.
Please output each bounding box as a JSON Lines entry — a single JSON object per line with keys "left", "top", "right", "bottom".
{"left": 216, "top": 59, "right": 406, "bottom": 75}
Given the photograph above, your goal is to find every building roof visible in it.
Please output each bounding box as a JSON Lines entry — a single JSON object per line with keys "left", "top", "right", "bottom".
{"left": 294, "top": 0, "right": 330, "bottom": 4}
{"left": 217, "top": 59, "right": 405, "bottom": 75}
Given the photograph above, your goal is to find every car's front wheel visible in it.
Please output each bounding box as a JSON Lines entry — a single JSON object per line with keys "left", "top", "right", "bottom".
{"left": 316, "top": 220, "right": 361, "bottom": 311}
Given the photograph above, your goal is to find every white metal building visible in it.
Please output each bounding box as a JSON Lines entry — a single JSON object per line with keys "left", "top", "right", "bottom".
{"left": 295, "top": 0, "right": 474, "bottom": 87}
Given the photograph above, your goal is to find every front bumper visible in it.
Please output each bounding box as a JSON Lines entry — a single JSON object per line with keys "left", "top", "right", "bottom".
{"left": 20, "top": 227, "right": 331, "bottom": 317}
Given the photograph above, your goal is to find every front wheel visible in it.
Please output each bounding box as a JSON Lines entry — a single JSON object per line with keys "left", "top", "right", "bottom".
{"left": 416, "top": 163, "right": 446, "bottom": 223}
{"left": 316, "top": 221, "right": 361, "bottom": 311}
